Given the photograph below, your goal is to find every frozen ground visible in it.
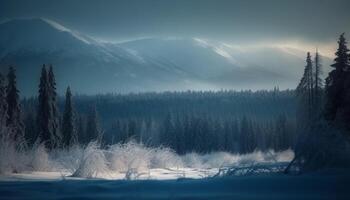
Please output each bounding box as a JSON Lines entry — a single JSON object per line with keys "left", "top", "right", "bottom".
{"left": 0, "top": 141, "right": 294, "bottom": 179}
{"left": 2, "top": 141, "right": 348, "bottom": 199}
{"left": 0, "top": 170, "right": 349, "bottom": 199}
{"left": 0, "top": 167, "right": 219, "bottom": 181}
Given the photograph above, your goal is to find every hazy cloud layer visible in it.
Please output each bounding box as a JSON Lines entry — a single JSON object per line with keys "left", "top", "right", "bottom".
{"left": 1, "top": 0, "right": 349, "bottom": 47}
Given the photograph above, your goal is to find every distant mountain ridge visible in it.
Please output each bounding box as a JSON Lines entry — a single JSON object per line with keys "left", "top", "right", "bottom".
{"left": 0, "top": 18, "right": 332, "bottom": 96}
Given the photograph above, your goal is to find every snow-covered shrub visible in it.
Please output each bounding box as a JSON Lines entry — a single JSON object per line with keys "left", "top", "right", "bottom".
{"left": 0, "top": 131, "right": 27, "bottom": 174}
{"left": 203, "top": 152, "right": 239, "bottom": 168}
{"left": 30, "top": 142, "right": 50, "bottom": 171}
{"left": 51, "top": 144, "right": 84, "bottom": 172}
{"left": 72, "top": 142, "right": 109, "bottom": 178}
{"left": 150, "top": 147, "right": 183, "bottom": 169}
{"left": 107, "top": 141, "right": 151, "bottom": 173}
{"left": 181, "top": 152, "right": 203, "bottom": 168}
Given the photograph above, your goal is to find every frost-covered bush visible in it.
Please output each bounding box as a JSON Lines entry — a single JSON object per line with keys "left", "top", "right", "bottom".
{"left": 107, "top": 142, "right": 151, "bottom": 172}
{"left": 51, "top": 145, "right": 84, "bottom": 172}
{"left": 72, "top": 142, "right": 109, "bottom": 178}
{"left": 30, "top": 143, "right": 50, "bottom": 171}
{"left": 0, "top": 132, "right": 27, "bottom": 174}
{"left": 181, "top": 153, "right": 203, "bottom": 168}
{"left": 149, "top": 147, "right": 183, "bottom": 169}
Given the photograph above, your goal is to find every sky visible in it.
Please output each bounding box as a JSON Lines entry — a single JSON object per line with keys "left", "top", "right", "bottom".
{"left": 0, "top": 0, "right": 349, "bottom": 55}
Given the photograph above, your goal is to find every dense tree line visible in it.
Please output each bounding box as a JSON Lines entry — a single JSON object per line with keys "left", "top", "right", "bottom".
{"left": 22, "top": 88, "right": 297, "bottom": 154}
{"left": 108, "top": 112, "right": 295, "bottom": 154}
{"left": 2, "top": 62, "right": 297, "bottom": 154}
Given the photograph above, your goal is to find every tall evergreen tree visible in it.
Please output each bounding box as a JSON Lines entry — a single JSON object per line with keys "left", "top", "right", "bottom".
{"left": 0, "top": 73, "right": 8, "bottom": 135}
{"left": 275, "top": 114, "right": 289, "bottom": 150}
{"left": 76, "top": 114, "right": 86, "bottom": 144}
{"left": 6, "top": 66, "right": 24, "bottom": 140}
{"left": 296, "top": 52, "right": 314, "bottom": 129}
{"left": 160, "top": 113, "right": 174, "bottom": 147}
{"left": 314, "top": 49, "right": 323, "bottom": 115}
{"left": 86, "top": 105, "right": 101, "bottom": 143}
{"left": 37, "top": 65, "right": 61, "bottom": 149}
{"left": 324, "top": 33, "right": 350, "bottom": 128}
{"left": 240, "top": 116, "right": 255, "bottom": 153}
{"left": 62, "top": 87, "right": 76, "bottom": 147}
{"left": 48, "top": 65, "right": 61, "bottom": 144}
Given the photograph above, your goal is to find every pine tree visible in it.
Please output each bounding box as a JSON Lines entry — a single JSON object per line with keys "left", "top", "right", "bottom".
{"left": 0, "top": 72, "right": 8, "bottom": 135}
{"left": 48, "top": 65, "right": 61, "bottom": 144}
{"left": 76, "top": 114, "right": 86, "bottom": 144}
{"left": 24, "top": 110, "right": 36, "bottom": 145}
{"left": 160, "top": 113, "right": 174, "bottom": 147}
{"left": 314, "top": 49, "right": 323, "bottom": 115}
{"left": 37, "top": 65, "right": 61, "bottom": 149}
{"left": 62, "top": 87, "right": 76, "bottom": 147}
{"left": 6, "top": 66, "right": 24, "bottom": 140}
{"left": 240, "top": 116, "right": 255, "bottom": 153}
{"left": 324, "top": 33, "right": 350, "bottom": 128}
{"left": 37, "top": 65, "right": 50, "bottom": 143}
{"left": 296, "top": 52, "right": 314, "bottom": 129}
{"left": 86, "top": 105, "right": 101, "bottom": 143}
{"left": 275, "top": 114, "right": 288, "bottom": 151}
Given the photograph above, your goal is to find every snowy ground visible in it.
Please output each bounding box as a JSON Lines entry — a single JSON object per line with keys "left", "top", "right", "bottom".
{"left": 0, "top": 167, "right": 219, "bottom": 181}
{"left": 3, "top": 141, "right": 347, "bottom": 199}
{"left": 0, "top": 170, "right": 349, "bottom": 199}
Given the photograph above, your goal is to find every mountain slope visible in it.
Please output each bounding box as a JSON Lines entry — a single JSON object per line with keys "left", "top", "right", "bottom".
{"left": 0, "top": 18, "right": 332, "bottom": 96}
{"left": 120, "top": 38, "right": 333, "bottom": 90}
{"left": 0, "top": 19, "right": 204, "bottom": 96}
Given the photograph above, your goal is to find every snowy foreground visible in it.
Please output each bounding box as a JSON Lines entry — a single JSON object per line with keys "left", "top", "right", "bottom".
{"left": 1, "top": 142, "right": 349, "bottom": 199}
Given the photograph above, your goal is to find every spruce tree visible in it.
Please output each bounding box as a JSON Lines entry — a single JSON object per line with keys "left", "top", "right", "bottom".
{"left": 48, "top": 65, "right": 61, "bottom": 144}
{"left": 6, "top": 66, "right": 24, "bottom": 140}
{"left": 76, "top": 115, "right": 86, "bottom": 144}
{"left": 324, "top": 33, "right": 350, "bottom": 127}
{"left": 314, "top": 49, "right": 323, "bottom": 115}
{"left": 0, "top": 72, "right": 8, "bottom": 135}
{"left": 62, "top": 87, "right": 76, "bottom": 147}
{"left": 296, "top": 52, "right": 314, "bottom": 129}
{"left": 37, "top": 65, "right": 49, "bottom": 143}
{"left": 86, "top": 105, "right": 101, "bottom": 143}
{"left": 37, "top": 65, "right": 61, "bottom": 149}
{"left": 161, "top": 112, "right": 174, "bottom": 147}
{"left": 275, "top": 114, "right": 288, "bottom": 151}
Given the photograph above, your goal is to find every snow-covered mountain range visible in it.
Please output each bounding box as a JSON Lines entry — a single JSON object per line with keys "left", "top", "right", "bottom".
{"left": 0, "top": 18, "right": 332, "bottom": 96}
